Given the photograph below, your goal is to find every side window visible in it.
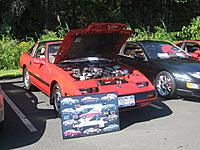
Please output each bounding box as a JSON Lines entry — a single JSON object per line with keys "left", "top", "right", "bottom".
{"left": 48, "top": 43, "right": 61, "bottom": 63}
{"left": 185, "top": 42, "right": 200, "bottom": 53}
{"left": 34, "top": 44, "right": 46, "bottom": 58}
{"left": 123, "top": 44, "right": 145, "bottom": 58}
{"left": 176, "top": 43, "right": 183, "bottom": 49}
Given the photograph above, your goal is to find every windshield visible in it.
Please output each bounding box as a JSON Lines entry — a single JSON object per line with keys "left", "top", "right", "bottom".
{"left": 142, "top": 42, "right": 187, "bottom": 60}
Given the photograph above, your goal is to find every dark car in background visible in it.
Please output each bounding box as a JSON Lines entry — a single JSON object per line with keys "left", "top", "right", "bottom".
{"left": 175, "top": 40, "right": 200, "bottom": 61}
{"left": 118, "top": 40, "right": 200, "bottom": 99}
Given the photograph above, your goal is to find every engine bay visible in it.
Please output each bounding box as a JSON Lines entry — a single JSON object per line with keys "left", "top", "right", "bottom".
{"left": 61, "top": 59, "right": 131, "bottom": 82}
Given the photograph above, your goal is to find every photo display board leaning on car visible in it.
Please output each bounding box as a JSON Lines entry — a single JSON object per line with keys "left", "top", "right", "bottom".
{"left": 20, "top": 23, "right": 157, "bottom": 115}
{"left": 60, "top": 93, "right": 120, "bottom": 139}
{"left": 118, "top": 40, "right": 200, "bottom": 99}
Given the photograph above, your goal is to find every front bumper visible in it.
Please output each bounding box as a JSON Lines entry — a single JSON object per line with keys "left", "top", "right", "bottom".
{"left": 176, "top": 79, "right": 200, "bottom": 98}
{"left": 119, "top": 90, "right": 157, "bottom": 111}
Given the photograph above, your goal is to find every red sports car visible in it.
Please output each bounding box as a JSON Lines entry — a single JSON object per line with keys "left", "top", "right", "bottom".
{"left": 175, "top": 40, "right": 200, "bottom": 61}
{"left": 20, "top": 23, "right": 157, "bottom": 114}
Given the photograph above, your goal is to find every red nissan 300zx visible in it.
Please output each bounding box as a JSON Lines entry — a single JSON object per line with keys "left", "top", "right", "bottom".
{"left": 20, "top": 23, "right": 157, "bottom": 113}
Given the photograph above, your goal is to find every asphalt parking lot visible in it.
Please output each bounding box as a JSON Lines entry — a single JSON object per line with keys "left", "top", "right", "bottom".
{"left": 0, "top": 77, "right": 200, "bottom": 150}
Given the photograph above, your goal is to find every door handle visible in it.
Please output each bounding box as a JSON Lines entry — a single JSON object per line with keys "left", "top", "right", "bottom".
{"left": 29, "top": 61, "right": 32, "bottom": 66}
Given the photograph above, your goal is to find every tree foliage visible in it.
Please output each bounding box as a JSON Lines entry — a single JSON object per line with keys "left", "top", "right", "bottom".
{"left": 0, "top": 0, "right": 200, "bottom": 70}
{"left": 0, "top": 0, "right": 199, "bottom": 39}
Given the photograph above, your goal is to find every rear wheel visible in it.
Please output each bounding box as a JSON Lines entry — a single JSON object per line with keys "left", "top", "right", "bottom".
{"left": 52, "top": 84, "right": 62, "bottom": 116}
{"left": 155, "top": 71, "right": 176, "bottom": 99}
{"left": 23, "top": 67, "right": 32, "bottom": 90}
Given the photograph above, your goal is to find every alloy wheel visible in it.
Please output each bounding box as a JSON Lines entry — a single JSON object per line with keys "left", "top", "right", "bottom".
{"left": 156, "top": 74, "right": 173, "bottom": 97}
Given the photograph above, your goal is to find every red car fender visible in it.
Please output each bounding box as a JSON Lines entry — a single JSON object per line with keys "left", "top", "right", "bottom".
{"left": 48, "top": 66, "right": 81, "bottom": 96}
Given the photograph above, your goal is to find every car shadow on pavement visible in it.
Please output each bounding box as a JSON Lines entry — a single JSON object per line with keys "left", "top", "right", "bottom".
{"left": 182, "top": 96, "right": 200, "bottom": 103}
{"left": 119, "top": 99, "right": 173, "bottom": 130}
{"left": 0, "top": 80, "right": 57, "bottom": 150}
{"left": 159, "top": 95, "right": 200, "bottom": 103}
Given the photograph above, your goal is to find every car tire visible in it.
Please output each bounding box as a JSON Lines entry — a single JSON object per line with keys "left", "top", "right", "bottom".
{"left": 155, "top": 71, "right": 176, "bottom": 99}
{"left": 52, "top": 84, "right": 62, "bottom": 116}
{"left": 23, "top": 67, "right": 32, "bottom": 90}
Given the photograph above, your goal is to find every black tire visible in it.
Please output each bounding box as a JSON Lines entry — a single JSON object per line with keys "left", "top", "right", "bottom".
{"left": 23, "top": 67, "right": 32, "bottom": 90}
{"left": 51, "top": 84, "right": 62, "bottom": 116}
{"left": 155, "top": 71, "right": 176, "bottom": 99}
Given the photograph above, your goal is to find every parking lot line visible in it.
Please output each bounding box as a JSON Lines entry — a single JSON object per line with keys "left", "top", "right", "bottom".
{"left": 150, "top": 103, "right": 163, "bottom": 110}
{"left": 2, "top": 91, "right": 38, "bottom": 132}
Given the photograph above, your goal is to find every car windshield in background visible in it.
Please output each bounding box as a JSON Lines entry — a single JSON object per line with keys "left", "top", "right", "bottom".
{"left": 142, "top": 42, "right": 187, "bottom": 60}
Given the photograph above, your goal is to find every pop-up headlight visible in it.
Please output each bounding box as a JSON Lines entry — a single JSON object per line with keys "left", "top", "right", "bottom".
{"left": 136, "top": 82, "right": 149, "bottom": 88}
{"left": 80, "top": 87, "right": 99, "bottom": 94}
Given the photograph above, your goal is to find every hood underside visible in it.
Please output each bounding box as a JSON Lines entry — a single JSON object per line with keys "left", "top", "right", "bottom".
{"left": 54, "top": 23, "right": 133, "bottom": 64}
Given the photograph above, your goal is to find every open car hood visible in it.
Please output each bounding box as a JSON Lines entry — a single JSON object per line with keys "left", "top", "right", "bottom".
{"left": 54, "top": 23, "right": 133, "bottom": 64}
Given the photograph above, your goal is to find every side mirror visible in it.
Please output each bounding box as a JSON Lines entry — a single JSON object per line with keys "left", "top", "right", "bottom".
{"left": 33, "top": 58, "right": 45, "bottom": 65}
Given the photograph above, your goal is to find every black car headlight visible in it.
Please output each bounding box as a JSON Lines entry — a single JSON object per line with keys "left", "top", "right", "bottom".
{"left": 186, "top": 82, "right": 200, "bottom": 89}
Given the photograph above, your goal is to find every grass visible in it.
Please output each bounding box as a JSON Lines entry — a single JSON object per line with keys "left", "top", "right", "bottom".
{"left": 0, "top": 69, "right": 22, "bottom": 79}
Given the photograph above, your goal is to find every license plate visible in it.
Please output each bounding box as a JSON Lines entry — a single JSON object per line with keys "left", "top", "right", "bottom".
{"left": 118, "top": 95, "right": 135, "bottom": 108}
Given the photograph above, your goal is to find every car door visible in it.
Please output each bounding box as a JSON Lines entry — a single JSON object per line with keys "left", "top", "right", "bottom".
{"left": 31, "top": 43, "right": 50, "bottom": 94}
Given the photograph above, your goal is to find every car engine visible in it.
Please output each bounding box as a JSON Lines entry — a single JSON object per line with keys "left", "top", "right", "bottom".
{"left": 64, "top": 64, "right": 130, "bottom": 81}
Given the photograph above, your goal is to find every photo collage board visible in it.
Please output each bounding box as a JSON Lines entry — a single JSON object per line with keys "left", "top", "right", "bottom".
{"left": 60, "top": 92, "right": 120, "bottom": 139}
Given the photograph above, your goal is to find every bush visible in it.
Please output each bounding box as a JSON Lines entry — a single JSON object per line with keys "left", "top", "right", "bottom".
{"left": 39, "top": 30, "right": 62, "bottom": 41}
{"left": 0, "top": 35, "right": 19, "bottom": 69}
{"left": 128, "top": 16, "right": 200, "bottom": 42}
{"left": 0, "top": 31, "right": 61, "bottom": 70}
{"left": 128, "top": 26, "right": 177, "bottom": 42}
{"left": 181, "top": 16, "right": 200, "bottom": 40}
